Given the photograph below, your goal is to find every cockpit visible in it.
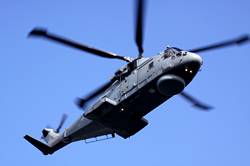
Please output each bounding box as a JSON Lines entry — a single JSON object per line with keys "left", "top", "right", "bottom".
{"left": 162, "top": 47, "right": 187, "bottom": 59}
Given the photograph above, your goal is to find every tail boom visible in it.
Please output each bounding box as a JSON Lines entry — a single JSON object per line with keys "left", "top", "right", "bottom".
{"left": 24, "top": 135, "right": 69, "bottom": 155}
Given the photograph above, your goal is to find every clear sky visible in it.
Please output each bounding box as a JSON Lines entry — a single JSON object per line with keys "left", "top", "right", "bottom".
{"left": 1, "top": 0, "right": 250, "bottom": 165}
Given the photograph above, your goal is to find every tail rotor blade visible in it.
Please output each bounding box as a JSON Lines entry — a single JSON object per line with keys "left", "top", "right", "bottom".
{"left": 56, "top": 114, "right": 68, "bottom": 133}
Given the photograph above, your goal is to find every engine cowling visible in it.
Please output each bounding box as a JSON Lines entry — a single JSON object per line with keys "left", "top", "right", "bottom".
{"left": 156, "top": 74, "right": 185, "bottom": 96}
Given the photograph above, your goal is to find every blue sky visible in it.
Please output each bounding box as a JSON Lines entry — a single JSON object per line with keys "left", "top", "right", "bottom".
{"left": 1, "top": 0, "right": 250, "bottom": 165}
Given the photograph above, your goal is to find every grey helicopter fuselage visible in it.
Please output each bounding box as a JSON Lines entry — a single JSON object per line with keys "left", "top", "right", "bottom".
{"left": 24, "top": 47, "right": 203, "bottom": 155}
{"left": 64, "top": 47, "right": 202, "bottom": 142}
{"left": 24, "top": 0, "right": 249, "bottom": 155}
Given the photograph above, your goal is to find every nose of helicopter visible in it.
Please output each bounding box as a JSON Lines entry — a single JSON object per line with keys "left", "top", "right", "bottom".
{"left": 177, "top": 52, "right": 203, "bottom": 85}
{"left": 188, "top": 52, "right": 203, "bottom": 66}
{"left": 165, "top": 52, "right": 203, "bottom": 86}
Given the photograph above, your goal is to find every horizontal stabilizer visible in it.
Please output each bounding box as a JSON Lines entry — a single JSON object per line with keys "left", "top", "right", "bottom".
{"left": 24, "top": 135, "right": 51, "bottom": 155}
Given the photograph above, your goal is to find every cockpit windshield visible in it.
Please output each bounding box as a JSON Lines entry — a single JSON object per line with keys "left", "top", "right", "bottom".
{"left": 171, "top": 47, "right": 182, "bottom": 52}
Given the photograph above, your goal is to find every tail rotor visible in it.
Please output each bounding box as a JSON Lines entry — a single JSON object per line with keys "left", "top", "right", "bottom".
{"left": 41, "top": 114, "right": 68, "bottom": 141}
{"left": 55, "top": 114, "right": 68, "bottom": 133}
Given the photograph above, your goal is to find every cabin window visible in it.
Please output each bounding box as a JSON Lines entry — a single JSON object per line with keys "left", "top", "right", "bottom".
{"left": 163, "top": 49, "right": 172, "bottom": 59}
{"left": 148, "top": 62, "right": 154, "bottom": 69}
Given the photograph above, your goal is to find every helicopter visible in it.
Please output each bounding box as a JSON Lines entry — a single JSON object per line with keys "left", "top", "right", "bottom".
{"left": 24, "top": 0, "right": 250, "bottom": 155}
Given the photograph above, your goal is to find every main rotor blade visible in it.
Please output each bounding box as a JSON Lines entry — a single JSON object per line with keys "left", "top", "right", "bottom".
{"left": 76, "top": 78, "right": 116, "bottom": 109}
{"left": 56, "top": 114, "right": 68, "bottom": 133}
{"left": 135, "top": 0, "right": 146, "bottom": 57}
{"left": 28, "top": 28, "right": 131, "bottom": 62}
{"left": 188, "top": 35, "right": 250, "bottom": 53}
{"left": 180, "top": 92, "right": 213, "bottom": 111}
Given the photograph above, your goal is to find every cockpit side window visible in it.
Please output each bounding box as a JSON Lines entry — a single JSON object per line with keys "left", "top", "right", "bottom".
{"left": 163, "top": 48, "right": 173, "bottom": 59}
{"left": 163, "top": 53, "right": 170, "bottom": 59}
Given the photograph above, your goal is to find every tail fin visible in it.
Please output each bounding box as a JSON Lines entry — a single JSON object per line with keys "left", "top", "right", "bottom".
{"left": 24, "top": 135, "right": 52, "bottom": 155}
